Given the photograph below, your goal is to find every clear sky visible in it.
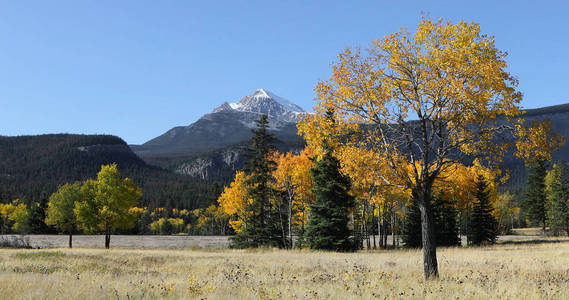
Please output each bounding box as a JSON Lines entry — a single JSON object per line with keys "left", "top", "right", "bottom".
{"left": 1, "top": 1, "right": 568, "bottom": 144}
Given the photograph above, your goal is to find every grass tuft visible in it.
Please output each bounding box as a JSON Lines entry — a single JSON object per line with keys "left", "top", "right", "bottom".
{"left": 14, "top": 251, "right": 66, "bottom": 259}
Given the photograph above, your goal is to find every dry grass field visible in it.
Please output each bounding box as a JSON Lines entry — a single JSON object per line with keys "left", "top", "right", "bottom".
{"left": 2, "top": 239, "right": 569, "bottom": 299}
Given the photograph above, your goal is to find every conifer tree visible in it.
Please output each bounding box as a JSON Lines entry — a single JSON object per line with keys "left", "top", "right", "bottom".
{"left": 231, "top": 115, "right": 285, "bottom": 248}
{"left": 468, "top": 175, "right": 498, "bottom": 245}
{"left": 304, "top": 145, "right": 355, "bottom": 251}
{"left": 402, "top": 198, "right": 422, "bottom": 248}
{"left": 27, "top": 197, "right": 50, "bottom": 234}
{"left": 523, "top": 160, "right": 548, "bottom": 235}
{"left": 432, "top": 194, "right": 460, "bottom": 247}
{"left": 545, "top": 161, "right": 569, "bottom": 236}
{"left": 160, "top": 218, "right": 174, "bottom": 235}
{"left": 403, "top": 193, "right": 460, "bottom": 248}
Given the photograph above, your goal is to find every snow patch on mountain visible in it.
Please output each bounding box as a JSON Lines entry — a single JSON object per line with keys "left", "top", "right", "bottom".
{"left": 212, "top": 89, "right": 306, "bottom": 126}
{"left": 250, "top": 89, "right": 305, "bottom": 113}
{"left": 229, "top": 102, "right": 242, "bottom": 110}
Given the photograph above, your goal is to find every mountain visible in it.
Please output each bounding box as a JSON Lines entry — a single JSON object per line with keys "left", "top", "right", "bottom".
{"left": 131, "top": 89, "right": 308, "bottom": 181}
{"left": 133, "top": 89, "right": 306, "bottom": 156}
{"left": 499, "top": 103, "right": 569, "bottom": 191}
{"left": 0, "top": 134, "right": 220, "bottom": 209}
{"left": 213, "top": 89, "right": 305, "bottom": 122}
{"left": 131, "top": 86, "right": 569, "bottom": 191}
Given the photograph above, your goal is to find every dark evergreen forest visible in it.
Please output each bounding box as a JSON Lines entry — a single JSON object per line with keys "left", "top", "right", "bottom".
{"left": 0, "top": 134, "right": 222, "bottom": 211}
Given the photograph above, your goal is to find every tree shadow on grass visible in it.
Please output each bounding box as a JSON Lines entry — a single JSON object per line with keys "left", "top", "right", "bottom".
{"left": 498, "top": 239, "right": 569, "bottom": 245}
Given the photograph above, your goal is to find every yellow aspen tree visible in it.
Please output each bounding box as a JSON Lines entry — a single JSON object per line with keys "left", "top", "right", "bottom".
{"left": 46, "top": 182, "right": 82, "bottom": 248}
{"left": 434, "top": 160, "right": 499, "bottom": 242}
{"left": 493, "top": 192, "right": 520, "bottom": 234}
{"left": 74, "top": 164, "right": 142, "bottom": 249}
{"left": 298, "top": 18, "right": 563, "bottom": 279}
{"left": 0, "top": 200, "right": 28, "bottom": 234}
{"left": 217, "top": 171, "right": 252, "bottom": 233}
{"left": 273, "top": 148, "right": 315, "bottom": 248}
{"left": 196, "top": 205, "right": 227, "bottom": 235}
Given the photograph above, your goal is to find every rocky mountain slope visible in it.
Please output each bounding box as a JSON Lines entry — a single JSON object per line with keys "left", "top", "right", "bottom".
{"left": 499, "top": 103, "right": 569, "bottom": 190}
{"left": 131, "top": 89, "right": 307, "bottom": 181}
{"left": 132, "top": 89, "right": 306, "bottom": 156}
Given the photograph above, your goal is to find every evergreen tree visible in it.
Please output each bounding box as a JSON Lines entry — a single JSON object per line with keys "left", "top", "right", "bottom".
{"left": 468, "top": 175, "right": 498, "bottom": 245}
{"left": 523, "top": 160, "right": 548, "bottom": 235}
{"left": 304, "top": 146, "right": 355, "bottom": 251}
{"left": 402, "top": 193, "right": 460, "bottom": 248}
{"left": 137, "top": 211, "right": 153, "bottom": 235}
{"left": 545, "top": 161, "right": 569, "bottom": 236}
{"left": 402, "top": 198, "right": 422, "bottom": 248}
{"left": 432, "top": 193, "right": 460, "bottom": 247}
{"left": 160, "top": 218, "right": 174, "bottom": 235}
{"left": 231, "top": 115, "right": 285, "bottom": 248}
{"left": 26, "top": 195, "right": 51, "bottom": 234}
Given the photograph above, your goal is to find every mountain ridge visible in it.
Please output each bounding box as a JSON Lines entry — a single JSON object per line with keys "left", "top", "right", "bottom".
{"left": 132, "top": 89, "right": 307, "bottom": 156}
{"left": 0, "top": 134, "right": 219, "bottom": 210}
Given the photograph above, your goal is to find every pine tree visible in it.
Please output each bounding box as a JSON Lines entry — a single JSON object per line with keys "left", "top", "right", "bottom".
{"left": 468, "top": 175, "right": 498, "bottom": 245}
{"left": 160, "top": 218, "right": 174, "bottom": 235}
{"left": 27, "top": 195, "right": 51, "bottom": 234}
{"left": 231, "top": 115, "right": 285, "bottom": 248}
{"left": 402, "top": 193, "right": 460, "bottom": 248}
{"left": 545, "top": 161, "right": 569, "bottom": 236}
{"left": 304, "top": 146, "right": 355, "bottom": 251}
{"left": 402, "top": 198, "right": 422, "bottom": 248}
{"left": 523, "top": 160, "right": 548, "bottom": 235}
{"left": 432, "top": 194, "right": 460, "bottom": 247}
{"left": 137, "top": 211, "right": 152, "bottom": 235}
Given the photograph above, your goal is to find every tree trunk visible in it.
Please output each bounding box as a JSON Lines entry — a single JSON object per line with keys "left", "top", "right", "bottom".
{"left": 360, "top": 206, "right": 365, "bottom": 249}
{"left": 565, "top": 215, "right": 569, "bottom": 237}
{"left": 69, "top": 233, "right": 73, "bottom": 248}
{"left": 365, "top": 204, "right": 370, "bottom": 250}
{"left": 464, "top": 204, "right": 470, "bottom": 246}
{"left": 288, "top": 195, "right": 293, "bottom": 249}
{"left": 459, "top": 211, "right": 462, "bottom": 245}
{"left": 382, "top": 212, "right": 388, "bottom": 248}
{"left": 105, "top": 228, "right": 111, "bottom": 249}
{"left": 278, "top": 204, "right": 287, "bottom": 248}
{"left": 418, "top": 192, "right": 438, "bottom": 279}
{"left": 378, "top": 212, "right": 383, "bottom": 248}
{"left": 392, "top": 209, "right": 396, "bottom": 248}
{"left": 382, "top": 203, "right": 388, "bottom": 248}
{"left": 372, "top": 205, "right": 377, "bottom": 249}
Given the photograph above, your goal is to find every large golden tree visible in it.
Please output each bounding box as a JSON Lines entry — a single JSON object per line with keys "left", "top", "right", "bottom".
{"left": 299, "top": 18, "right": 563, "bottom": 279}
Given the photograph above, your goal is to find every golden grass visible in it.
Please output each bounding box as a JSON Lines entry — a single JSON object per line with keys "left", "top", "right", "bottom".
{"left": 2, "top": 240, "right": 569, "bottom": 299}
{"left": 512, "top": 227, "right": 545, "bottom": 236}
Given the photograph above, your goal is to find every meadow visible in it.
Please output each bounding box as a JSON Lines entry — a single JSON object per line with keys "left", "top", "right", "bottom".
{"left": 2, "top": 237, "right": 569, "bottom": 299}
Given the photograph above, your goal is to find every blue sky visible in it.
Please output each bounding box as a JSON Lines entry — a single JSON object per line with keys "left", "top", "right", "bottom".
{"left": 1, "top": 1, "right": 568, "bottom": 144}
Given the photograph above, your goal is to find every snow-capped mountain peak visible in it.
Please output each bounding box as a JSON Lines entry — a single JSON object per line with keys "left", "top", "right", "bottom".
{"left": 212, "top": 89, "right": 306, "bottom": 124}
{"left": 251, "top": 89, "right": 305, "bottom": 113}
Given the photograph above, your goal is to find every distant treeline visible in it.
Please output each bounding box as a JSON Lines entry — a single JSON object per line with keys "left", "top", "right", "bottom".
{"left": 0, "top": 134, "right": 223, "bottom": 224}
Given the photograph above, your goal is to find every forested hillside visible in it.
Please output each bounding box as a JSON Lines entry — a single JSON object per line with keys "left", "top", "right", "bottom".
{"left": 0, "top": 134, "right": 220, "bottom": 210}
{"left": 498, "top": 104, "right": 569, "bottom": 192}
